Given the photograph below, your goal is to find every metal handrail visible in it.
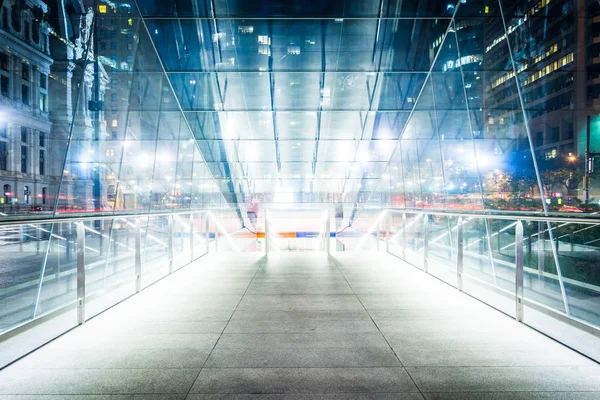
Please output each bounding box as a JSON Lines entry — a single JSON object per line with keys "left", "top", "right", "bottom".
{"left": 384, "top": 208, "right": 600, "bottom": 225}
{"left": 0, "top": 209, "right": 223, "bottom": 227}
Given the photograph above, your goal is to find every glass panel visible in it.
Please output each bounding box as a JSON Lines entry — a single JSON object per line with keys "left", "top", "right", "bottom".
{"left": 85, "top": 218, "right": 136, "bottom": 319}
{"left": 36, "top": 222, "right": 78, "bottom": 316}
{"left": 522, "top": 221, "right": 567, "bottom": 315}
{"left": 173, "top": 214, "right": 193, "bottom": 268}
{"left": 426, "top": 215, "right": 457, "bottom": 285}
{"left": 142, "top": 216, "right": 170, "bottom": 286}
{"left": 464, "top": 218, "right": 516, "bottom": 317}
{"left": 0, "top": 223, "right": 51, "bottom": 331}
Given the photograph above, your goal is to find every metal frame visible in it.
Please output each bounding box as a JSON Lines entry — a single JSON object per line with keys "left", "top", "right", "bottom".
{"left": 515, "top": 220, "right": 524, "bottom": 322}
{"left": 423, "top": 214, "right": 429, "bottom": 273}
{"left": 401, "top": 213, "right": 406, "bottom": 260}
{"left": 168, "top": 216, "right": 174, "bottom": 274}
{"left": 385, "top": 214, "right": 390, "bottom": 253}
{"left": 456, "top": 217, "right": 464, "bottom": 291}
{"left": 190, "top": 214, "right": 195, "bottom": 262}
{"left": 76, "top": 222, "right": 86, "bottom": 325}
{"left": 134, "top": 218, "right": 142, "bottom": 293}
{"left": 324, "top": 210, "right": 331, "bottom": 255}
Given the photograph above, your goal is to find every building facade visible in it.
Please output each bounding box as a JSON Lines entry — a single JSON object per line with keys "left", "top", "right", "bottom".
{"left": 0, "top": 0, "right": 53, "bottom": 213}
{"left": 483, "top": 0, "right": 600, "bottom": 201}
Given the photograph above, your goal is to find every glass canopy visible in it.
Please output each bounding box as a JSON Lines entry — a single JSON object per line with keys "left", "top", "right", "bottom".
{"left": 1, "top": 0, "right": 598, "bottom": 232}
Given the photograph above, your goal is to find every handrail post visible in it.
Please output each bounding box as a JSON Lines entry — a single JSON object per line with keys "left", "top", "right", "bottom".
{"left": 376, "top": 218, "right": 380, "bottom": 251}
{"left": 324, "top": 210, "right": 331, "bottom": 255}
{"left": 401, "top": 213, "right": 406, "bottom": 260}
{"left": 515, "top": 220, "right": 525, "bottom": 322}
{"left": 168, "top": 215, "right": 174, "bottom": 274}
{"left": 265, "top": 211, "right": 270, "bottom": 255}
{"left": 215, "top": 226, "right": 219, "bottom": 252}
{"left": 457, "top": 217, "right": 464, "bottom": 291}
{"left": 423, "top": 214, "right": 429, "bottom": 273}
{"left": 385, "top": 213, "right": 390, "bottom": 253}
{"left": 76, "top": 222, "right": 85, "bottom": 325}
{"left": 189, "top": 214, "right": 195, "bottom": 262}
{"left": 537, "top": 221, "right": 544, "bottom": 281}
{"left": 134, "top": 217, "right": 141, "bottom": 293}
{"left": 205, "top": 215, "right": 210, "bottom": 254}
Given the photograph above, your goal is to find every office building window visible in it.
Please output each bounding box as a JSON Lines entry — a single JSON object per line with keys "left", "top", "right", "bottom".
{"left": 21, "top": 127, "right": 27, "bottom": 143}
{"left": 1, "top": 9, "right": 7, "bottom": 30}
{"left": 1, "top": 76, "right": 8, "bottom": 96}
{"left": 0, "top": 141, "right": 7, "bottom": 170}
{"left": 39, "top": 93, "right": 47, "bottom": 111}
{"left": 3, "top": 184, "right": 11, "bottom": 203}
{"left": 23, "top": 21, "right": 30, "bottom": 42}
{"left": 40, "top": 72, "right": 47, "bottom": 89}
{"left": 21, "top": 145, "right": 27, "bottom": 173}
{"left": 39, "top": 150, "right": 45, "bottom": 175}
{"left": 39, "top": 132, "right": 45, "bottom": 147}
{"left": 41, "top": 34, "right": 47, "bottom": 52}
{"left": 32, "top": 20, "right": 39, "bottom": 43}
{"left": 21, "top": 63, "right": 29, "bottom": 81}
{"left": 11, "top": 7, "right": 20, "bottom": 32}
{"left": 41, "top": 187, "right": 47, "bottom": 204}
{"left": 21, "top": 85, "right": 29, "bottom": 105}
{"left": 0, "top": 53, "right": 8, "bottom": 97}
{"left": 23, "top": 185, "right": 30, "bottom": 204}
{"left": 0, "top": 53, "right": 8, "bottom": 71}
{"left": 545, "top": 148, "right": 557, "bottom": 160}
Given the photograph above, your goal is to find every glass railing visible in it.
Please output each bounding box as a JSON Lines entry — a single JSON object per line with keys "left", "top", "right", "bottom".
{"left": 0, "top": 210, "right": 246, "bottom": 368}
{"left": 359, "top": 209, "right": 600, "bottom": 362}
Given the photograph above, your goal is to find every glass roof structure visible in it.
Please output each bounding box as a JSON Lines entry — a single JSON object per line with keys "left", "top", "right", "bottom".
{"left": 2, "top": 0, "right": 598, "bottom": 231}
{"left": 138, "top": 0, "right": 457, "bottom": 229}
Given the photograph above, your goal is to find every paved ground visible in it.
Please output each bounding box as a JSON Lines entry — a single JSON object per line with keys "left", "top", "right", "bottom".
{"left": 0, "top": 251, "right": 599, "bottom": 399}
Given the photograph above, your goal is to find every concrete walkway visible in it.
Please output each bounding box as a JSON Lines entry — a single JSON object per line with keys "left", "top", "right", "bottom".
{"left": 0, "top": 252, "right": 599, "bottom": 399}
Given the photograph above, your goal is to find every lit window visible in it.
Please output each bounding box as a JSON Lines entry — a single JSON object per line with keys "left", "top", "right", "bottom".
{"left": 238, "top": 25, "right": 254, "bottom": 34}
{"left": 545, "top": 148, "right": 557, "bottom": 160}
{"left": 258, "top": 45, "right": 270, "bottom": 56}
{"left": 112, "top": 119, "right": 118, "bottom": 127}
{"left": 99, "top": 4, "right": 107, "bottom": 13}
{"left": 258, "top": 35, "right": 271, "bottom": 45}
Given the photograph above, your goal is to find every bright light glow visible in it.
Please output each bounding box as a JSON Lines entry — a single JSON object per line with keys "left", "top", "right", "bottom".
{"left": 355, "top": 210, "right": 387, "bottom": 251}
{"left": 137, "top": 153, "right": 149, "bottom": 167}
{"left": 357, "top": 149, "right": 370, "bottom": 163}
{"left": 207, "top": 211, "right": 241, "bottom": 252}
{"left": 157, "top": 153, "right": 172, "bottom": 163}
{"left": 477, "top": 154, "right": 496, "bottom": 169}
{"left": 273, "top": 189, "right": 293, "bottom": 205}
